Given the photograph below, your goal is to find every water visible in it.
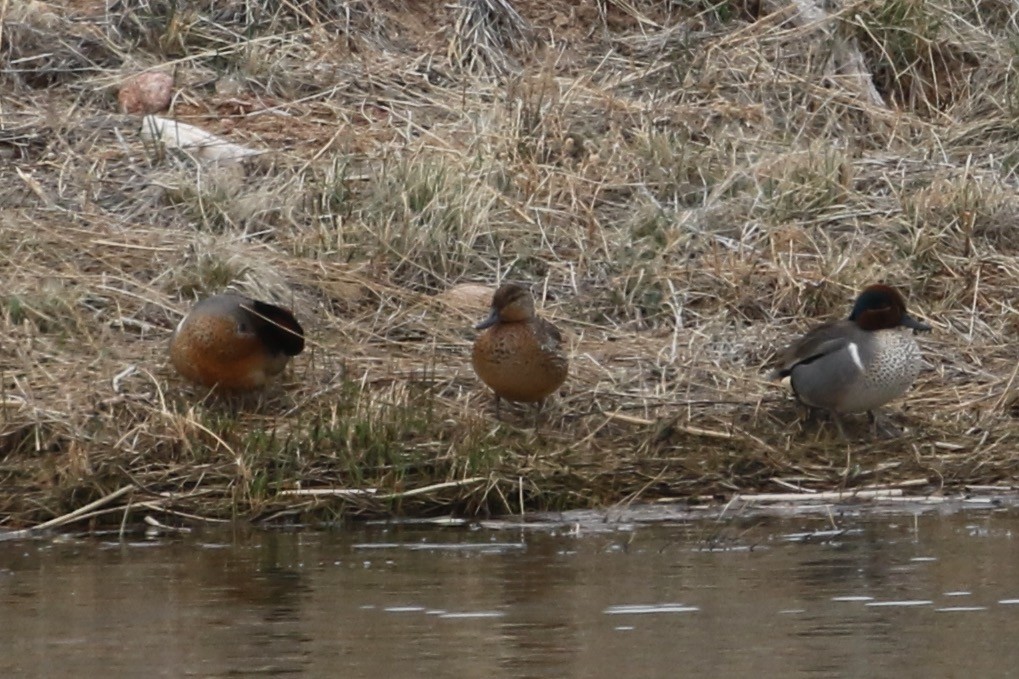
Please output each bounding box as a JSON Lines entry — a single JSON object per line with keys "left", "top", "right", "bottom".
{"left": 2, "top": 505, "right": 1019, "bottom": 677}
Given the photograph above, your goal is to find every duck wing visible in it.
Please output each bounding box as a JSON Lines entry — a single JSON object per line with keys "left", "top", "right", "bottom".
{"left": 770, "top": 320, "right": 855, "bottom": 379}
{"left": 535, "top": 318, "right": 564, "bottom": 353}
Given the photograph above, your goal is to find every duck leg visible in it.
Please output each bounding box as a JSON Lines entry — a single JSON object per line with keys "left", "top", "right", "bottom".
{"left": 532, "top": 399, "right": 545, "bottom": 429}
{"left": 830, "top": 412, "right": 849, "bottom": 441}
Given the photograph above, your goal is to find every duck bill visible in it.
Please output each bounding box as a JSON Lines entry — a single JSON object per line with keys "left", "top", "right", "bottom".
{"left": 901, "top": 314, "right": 931, "bottom": 333}
{"left": 475, "top": 308, "right": 499, "bottom": 330}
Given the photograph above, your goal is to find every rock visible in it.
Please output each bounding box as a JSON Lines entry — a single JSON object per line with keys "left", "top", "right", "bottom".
{"left": 119, "top": 72, "right": 174, "bottom": 115}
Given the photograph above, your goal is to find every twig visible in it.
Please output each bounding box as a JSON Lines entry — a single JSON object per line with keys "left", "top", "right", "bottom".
{"left": 278, "top": 488, "right": 379, "bottom": 498}
{"left": 735, "top": 488, "right": 904, "bottom": 503}
{"left": 375, "top": 477, "right": 487, "bottom": 500}
{"left": 0, "top": 485, "right": 135, "bottom": 540}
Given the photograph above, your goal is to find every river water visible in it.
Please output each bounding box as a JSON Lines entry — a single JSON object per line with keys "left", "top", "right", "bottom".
{"left": 2, "top": 502, "right": 1018, "bottom": 677}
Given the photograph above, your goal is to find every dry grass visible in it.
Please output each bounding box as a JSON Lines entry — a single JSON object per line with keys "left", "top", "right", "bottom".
{"left": 3, "top": 0, "right": 1019, "bottom": 529}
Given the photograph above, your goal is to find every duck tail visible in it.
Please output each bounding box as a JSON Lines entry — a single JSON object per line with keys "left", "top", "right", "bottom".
{"left": 768, "top": 367, "right": 791, "bottom": 381}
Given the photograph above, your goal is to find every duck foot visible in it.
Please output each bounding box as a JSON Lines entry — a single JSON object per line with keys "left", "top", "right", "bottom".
{"left": 803, "top": 407, "right": 849, "bottom": 441}
{"left": 867, "top": 410, "right": 903, "bottom": 439}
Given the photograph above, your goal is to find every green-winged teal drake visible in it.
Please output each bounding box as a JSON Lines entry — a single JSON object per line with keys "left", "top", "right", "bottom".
{"left": 771, "top": 284, "right": 930, "bottom": 436}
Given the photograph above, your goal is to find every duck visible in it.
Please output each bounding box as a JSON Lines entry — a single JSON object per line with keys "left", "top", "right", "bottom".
{"left": 770, "top": 284, "right": 930, "bottom": 436}
{"left": 169, "top": 293, "right": 305, "bottom": 391}
{"left": 471, "top": 283, "right": 569, "bottom": 418}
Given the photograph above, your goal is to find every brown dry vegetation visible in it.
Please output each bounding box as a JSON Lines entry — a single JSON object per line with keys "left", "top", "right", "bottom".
{"left": 2, "top": 0, "right": 1019, "bottom": 531}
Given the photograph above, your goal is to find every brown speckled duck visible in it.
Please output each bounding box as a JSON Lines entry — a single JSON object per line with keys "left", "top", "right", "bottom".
{"left": 170, "top": 293, "right": 305, "bottom": 391}
{"left": 472, "top": 284, "right": 568, "bottom": 418}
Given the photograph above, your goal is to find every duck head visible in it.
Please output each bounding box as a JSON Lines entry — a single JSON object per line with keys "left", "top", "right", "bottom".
{"left": 849, "top": 284, "right": 930, "bottom": 333}
{"left": 245, "top": 299, "right": 306, "bottom": 356}
{"left": 475, "top": 284, "right": 535, "bottom": 329}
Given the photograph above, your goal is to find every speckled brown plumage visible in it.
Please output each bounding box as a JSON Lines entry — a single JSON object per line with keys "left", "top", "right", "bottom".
{"left": 169, "top": 293, "right": 305, "bottom": 391}
{"left": 471, "top": 284, "right": 568, "bottom": 411}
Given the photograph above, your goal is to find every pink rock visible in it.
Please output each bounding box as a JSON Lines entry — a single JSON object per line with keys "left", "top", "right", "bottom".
{"left": 118, "top": 72, "right": 173, "bottom": 115}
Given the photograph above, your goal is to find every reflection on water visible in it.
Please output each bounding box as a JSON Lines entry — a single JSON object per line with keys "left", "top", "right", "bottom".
{"left": 3, "top": 507, "right": 1019, "bottom": 677}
